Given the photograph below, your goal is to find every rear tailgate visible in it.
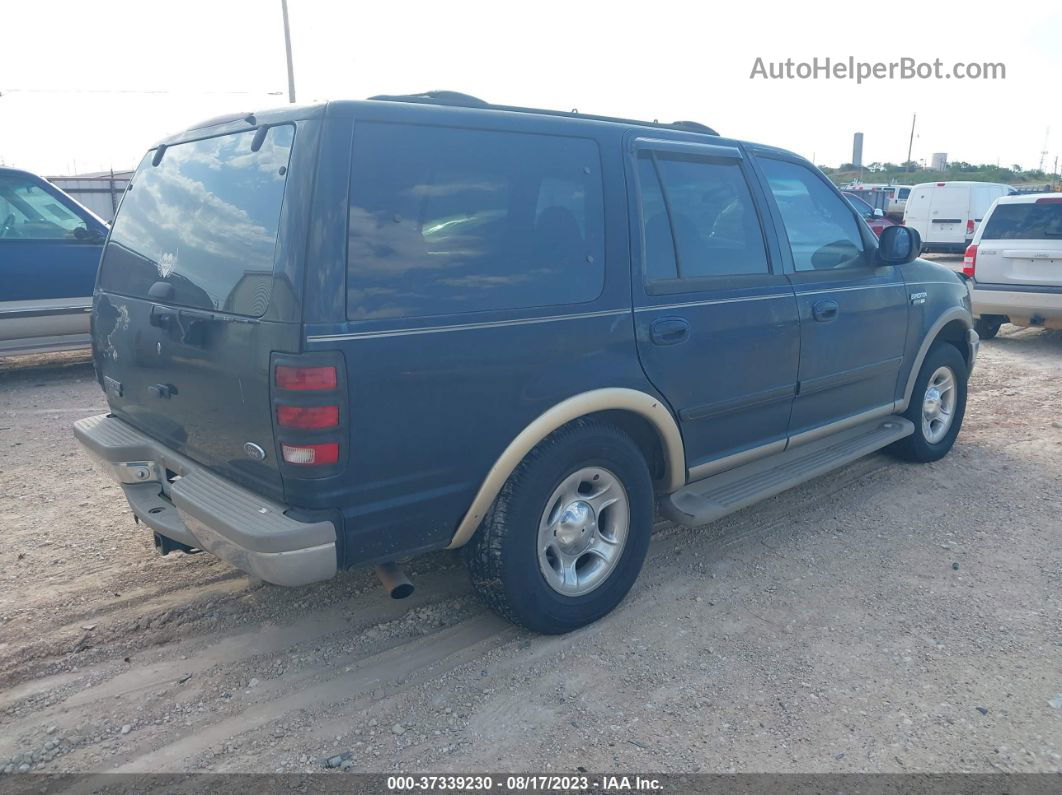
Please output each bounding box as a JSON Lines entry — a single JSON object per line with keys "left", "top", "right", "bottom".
{"left": 92, "top": 123, "right": 305, "bottom": 499}
{"left": 975, "top": 200, "right": 1062, "bottom": 287}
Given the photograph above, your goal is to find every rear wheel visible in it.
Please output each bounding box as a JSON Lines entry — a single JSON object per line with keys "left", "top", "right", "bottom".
{"left": 888, "top": 343, "right": 968, "bottom": 463}
{"left": 974, "top": 315, "right": 1005, "bottom": 340}
{"left": 466, "top": 420, "right": 653, "bottom": 634}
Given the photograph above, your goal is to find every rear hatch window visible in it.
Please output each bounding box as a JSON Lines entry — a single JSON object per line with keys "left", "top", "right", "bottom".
{"left": 99, "top": 125, "right": 294, "bottom": 316}
{"left": 982, "top": 202, "right": 1062, "bottom": 240}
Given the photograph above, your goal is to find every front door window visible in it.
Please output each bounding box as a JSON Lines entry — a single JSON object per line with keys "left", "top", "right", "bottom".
{"left": 759, "top": 159, "right": 868, "bottom": 272}
{"left": 0, "top": 175, "right": 89, "bottom": 240}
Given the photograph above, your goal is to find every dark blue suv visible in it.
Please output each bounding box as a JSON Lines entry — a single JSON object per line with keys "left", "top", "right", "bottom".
{"left": 75, "top": 93, "right": 978, "bottom": 633}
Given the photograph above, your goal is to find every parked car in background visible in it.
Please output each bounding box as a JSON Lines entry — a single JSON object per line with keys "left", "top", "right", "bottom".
{"left": 884, "top": 185, "right": 911, "bottom": 218}
{"left": 0, "top": 167, "right": 109, "bottom": 355}
{"left": 842, "top": 191, "right": 898, "bottom": 237}
{"left": 904, "top": 181, "right": 1014, "bottom": 254}
{"left": 74, "top": 93, "right": 976, "bottom": 634}
{"left": 843, "top": 184, "right": 910, "bottom": 219}
{"left": 963, "top": 193, "right": 1062, "bottom": 338}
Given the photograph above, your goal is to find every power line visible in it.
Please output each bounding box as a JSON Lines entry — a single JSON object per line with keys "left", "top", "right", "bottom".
{"left": 1, "top": 88, "right": 284, "bottom": 96}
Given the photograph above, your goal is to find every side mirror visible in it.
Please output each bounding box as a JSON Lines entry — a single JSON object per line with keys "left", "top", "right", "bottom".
{"left": 872, "top": 208, "right": 885, "bottom": 218}
{"left": 876, "top": 225, "right": 921, "bottom": 265}
{"left": 73, "top": 225, "right": 106, "bottom": 244}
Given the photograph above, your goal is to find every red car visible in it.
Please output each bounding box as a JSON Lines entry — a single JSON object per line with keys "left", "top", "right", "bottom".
{"left": 843, "top": 191, "right": 898, "bottom": 237}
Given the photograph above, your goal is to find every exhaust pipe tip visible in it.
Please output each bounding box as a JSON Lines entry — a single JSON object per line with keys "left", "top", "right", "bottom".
{"left": 375, "top": 562, "right": 414, "bottom": 599}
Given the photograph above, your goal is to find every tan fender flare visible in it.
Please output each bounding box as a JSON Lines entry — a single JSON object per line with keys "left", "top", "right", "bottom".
{"left": 445, "top": 388, "right": 686, "bottom": 549}
{"left": 897, "top": 307, "right": 973, "bottom": 412}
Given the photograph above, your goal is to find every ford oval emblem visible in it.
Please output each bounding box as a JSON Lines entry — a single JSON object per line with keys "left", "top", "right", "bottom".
{"left": 244, "top": 442, "right": 267, "bottom": 461}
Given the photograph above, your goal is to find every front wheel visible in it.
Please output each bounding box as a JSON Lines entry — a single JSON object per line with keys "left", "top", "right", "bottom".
{"left": 888, "top": 343, "right": 968, "bottom": 463}
{"left": 465, "top": 421, "right": 653, "bottom": 634}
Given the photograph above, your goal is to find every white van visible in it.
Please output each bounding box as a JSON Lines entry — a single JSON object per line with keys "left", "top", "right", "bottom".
{"left": 903, "top": 181, "right": 1014, "bottom": 253}
{"left": 965, "top": 193, "right": 1062, "bottom": 338}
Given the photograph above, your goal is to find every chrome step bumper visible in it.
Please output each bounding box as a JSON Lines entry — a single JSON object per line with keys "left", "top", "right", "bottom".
{"left": 74, "top": 414, "right": 337, "bottom": 586}
{"left": 662, "top": 416, "right": 914, "bottom": 527}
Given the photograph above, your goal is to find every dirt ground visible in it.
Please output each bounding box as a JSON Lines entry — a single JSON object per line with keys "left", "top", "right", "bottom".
{"left": 0, "top": 327, "right": 1060, "bottom": 776}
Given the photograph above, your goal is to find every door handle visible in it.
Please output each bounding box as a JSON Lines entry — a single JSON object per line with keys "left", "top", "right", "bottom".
{"left": 649, "top": 317, "right": 690, "bottom": 345}
{"left": 812, "top": 299, "right": 839, "bottom": 322}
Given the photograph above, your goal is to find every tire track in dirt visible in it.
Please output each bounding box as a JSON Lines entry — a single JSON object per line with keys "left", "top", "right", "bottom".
{"left": 108, "top": 613, "right": 515, "bottom": 773}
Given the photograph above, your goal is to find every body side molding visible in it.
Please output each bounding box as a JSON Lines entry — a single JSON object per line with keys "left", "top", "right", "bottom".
{"left": 445, "top": 388, "right": 686, "bottom": 549}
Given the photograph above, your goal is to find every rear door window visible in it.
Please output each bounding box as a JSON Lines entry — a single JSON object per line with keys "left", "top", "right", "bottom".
{"left": 981, "top": 202, "right": 1062, "bottom": 240}
{"left": 636, "top": 151, "right": 769, "bottom": 282}
{"left": 98, "top": 125, "right": 294, "bottom": 316}
{"left": 346, "top": 123, "right": 604, "bottom": 320}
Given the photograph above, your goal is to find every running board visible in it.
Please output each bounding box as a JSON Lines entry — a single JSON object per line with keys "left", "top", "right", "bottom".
{"left": 661, "top": 416, "right": 914, "bottom": 526}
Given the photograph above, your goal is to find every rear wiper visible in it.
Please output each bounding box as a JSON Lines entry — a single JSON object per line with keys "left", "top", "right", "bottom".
{"left": 150, "top": 304, "right": 213, "bottom": 346}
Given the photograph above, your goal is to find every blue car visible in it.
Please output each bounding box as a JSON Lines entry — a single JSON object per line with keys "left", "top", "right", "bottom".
{"left": 74, "top": 93, "right": 978, "bottom": 633}
{"left": 0, "top": 167, "right": 109, "bottom": 355}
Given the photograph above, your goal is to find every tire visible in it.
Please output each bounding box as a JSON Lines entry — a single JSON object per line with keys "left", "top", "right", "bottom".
{"left": 465, "top": 420, "right": 653, "bottom": 634}
{"left": 888, "top": 342, "right": 968, "bottom": 463}
{"left": 974, "top": 315, "right": 1004, "bottom": 340}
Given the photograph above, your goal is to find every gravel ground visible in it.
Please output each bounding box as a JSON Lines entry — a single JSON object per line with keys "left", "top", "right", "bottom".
{"left": 0, "top": 329, "right": 1060, "bottom": 775}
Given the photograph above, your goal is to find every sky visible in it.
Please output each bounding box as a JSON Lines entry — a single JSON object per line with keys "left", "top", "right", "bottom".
{"left": 2, "top": 0, "right": 1060, "bottom": 176}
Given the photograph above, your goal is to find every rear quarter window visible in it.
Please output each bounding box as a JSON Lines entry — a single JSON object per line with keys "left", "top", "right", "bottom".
{"left": 346, "top": 123, "right": 605, "bottom": 320}
{"left": 981, "top": 202, "right": 1062, "bottom": 240}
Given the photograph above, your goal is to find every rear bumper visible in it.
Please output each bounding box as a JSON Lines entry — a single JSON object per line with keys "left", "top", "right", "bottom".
{"left": 73, "top": 414, "right": 337, "bottom": 586}
{"left": 972, "top": 286, "right": 1062, "bottom": 326}
{"left": 921, "top": 241, "right": 969, "bottom": 254}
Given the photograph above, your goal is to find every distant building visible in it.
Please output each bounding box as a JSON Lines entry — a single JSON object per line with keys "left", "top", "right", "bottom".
{"left": 47, "top": 169, "right": 134, "bottom": 222}
{"left": 930, "top": 152, "right": 948, "bottom": 171}
{"left": 852, "top": 133, "right": 864, "bottom": 168}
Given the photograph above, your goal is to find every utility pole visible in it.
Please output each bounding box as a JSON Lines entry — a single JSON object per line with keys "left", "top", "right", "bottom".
{"left": 1038, "top": 126, "right": 1049, "bottom": 173}
{"left": 281, "top": 0, "right": 296, "bottom": 104}
{"left": 906, "top": 113, "right": 917, "bottom": 171}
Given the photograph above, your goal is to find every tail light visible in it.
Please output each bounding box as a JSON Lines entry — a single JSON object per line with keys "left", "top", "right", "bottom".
{"left": 275, "top": 365, "right": 337, "bottom": 391}
{"left": 272, "top": 355, "right": 345, "bottom": 473}
{"left": 277, "top": 405, "right": 339, "bottom": 429}
{"left": 963, "top": 244, "right": 977, "bottom": 278}
{"left": 282, "top": 443, "right": 339, "bottom": 466}
{"left": 1035, "top": 197, "right": 1062, "bottom": 204}
{"left": 966, "top": 219, "right": 975, "bottom": 236}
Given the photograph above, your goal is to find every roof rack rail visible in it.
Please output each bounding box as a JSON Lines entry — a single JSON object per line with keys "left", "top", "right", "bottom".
{"left": 669, "top": 120, "right": 718, "bottom": 134}
{"left": 368, "top": 91, "right": 719, "bottom": 136}
{"left": 368, "top": 90, "right": 489, "bottom": 107}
